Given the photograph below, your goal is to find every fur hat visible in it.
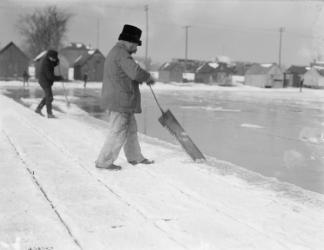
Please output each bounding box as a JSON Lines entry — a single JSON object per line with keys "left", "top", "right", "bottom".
{"left": 118, "top": 24, "right": 142, "bottom": 46}
{"left": 47, "top": 49, "right": 59, "bottom": 66}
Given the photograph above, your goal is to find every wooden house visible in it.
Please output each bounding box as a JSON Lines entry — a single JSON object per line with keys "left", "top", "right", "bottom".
{"left": 245, "top": 63, "right": 283, "bottom": 88}
{"left": 195, "top": 62, "right": 234, "bottom": 85}
{"left": 158, "top": 59, "right": 203, "bottom": 83}
{"left": 233, "top": 62, "right": 253, "bottom": 76}
{"left": 285, "top": 65, "right": 307, "bottom": 87}
{"left": 303, "top": 67, "right": 324, "bottom": 88}
{"left": 59, "top": 43, "right": 89, "bottom": 67}
{"left": 158, "top": 61, "right": 185, "bottom": 83}
{"left": 74, "top": 49, "right": 105, "bottom": 82}
{"left": 59, "top": 43, "right": 90, "bottom": 80}
{"left": 0, "top": 42, "right": 30, "bottom": 80}
{"left": 195, "top": 62, "right": 218, "bottom": 83}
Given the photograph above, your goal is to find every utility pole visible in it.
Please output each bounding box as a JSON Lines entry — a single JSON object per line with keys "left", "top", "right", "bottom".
{"left": 144, "top": 4, "right": 149, "bottom": 70}
{"left": 278, "top": 27, "right": 285, "bottom": 68}
{"left": 96, "top": 18, "right": 100, "bottom": 49}
{"left": 183, "top": 25, "right": 191, "bottom": 71}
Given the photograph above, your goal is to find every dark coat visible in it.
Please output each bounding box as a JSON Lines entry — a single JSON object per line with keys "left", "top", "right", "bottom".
{"left": 101, "top": 42, "right": 150, "bottom": 113}
{"left": 39, "top": 56, "right": 61, "bottom": 88}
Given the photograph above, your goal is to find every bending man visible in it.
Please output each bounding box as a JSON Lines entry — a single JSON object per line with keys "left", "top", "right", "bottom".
{"left": 35, "top": 50, "right": 63, "bottom": 118}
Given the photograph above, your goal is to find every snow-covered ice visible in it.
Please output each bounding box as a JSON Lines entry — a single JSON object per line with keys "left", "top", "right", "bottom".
{"left": 1, "top": 81, "right": 324, "bottom": 250}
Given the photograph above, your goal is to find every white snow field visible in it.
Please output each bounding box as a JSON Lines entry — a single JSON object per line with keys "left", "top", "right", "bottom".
{"left": 0, "top": 81, "right": 324, "bottom": 250}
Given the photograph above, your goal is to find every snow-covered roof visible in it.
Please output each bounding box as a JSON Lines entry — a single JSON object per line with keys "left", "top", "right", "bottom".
{"left": 33, "top": 50, "right": 47, "bottom": 62}
{"left": 261, "top": 63, "right": 272, "bottom": 68}
{"left": 74, "top": 55, "right": 82, "bottom": 64}
{"left": 88, "top": 50, "right": 95, "bottom": 55}
{"left": 74, "top": 49, "right": 104, "bottom": 66}
{"left": 213, "top": 55, "right": 231, "bottom": 64}
{"left": 208, "top": 62, "right": 219, "bottom": 69}
{"left": 286, "top": 65, "right": 308, "bottom": 74}
{"left": 76, "top": 43, "right": 84, "bottom": 48}
{"left": 313, "top": 65, "right": 324, "bottom": 70}
{"left": 245, "top": 63, "right": 281, "bottom": 75}
{"left": 162, "top": 62, "right": 170, "bottom": 69}
{"left": 61, "top": 42, "right": 89, "bottom": 51}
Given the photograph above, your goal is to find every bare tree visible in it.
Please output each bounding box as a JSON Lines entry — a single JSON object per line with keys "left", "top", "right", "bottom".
{"left": 17, "top": 6, "right": 72, "bottom": 57}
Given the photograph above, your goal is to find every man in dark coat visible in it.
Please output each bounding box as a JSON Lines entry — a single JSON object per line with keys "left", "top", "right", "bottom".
{"left": 95, "top": 24, "right": 155, "bottom": 170}
{"left": 35, "top": 50, "right": 63, "bottom": 118}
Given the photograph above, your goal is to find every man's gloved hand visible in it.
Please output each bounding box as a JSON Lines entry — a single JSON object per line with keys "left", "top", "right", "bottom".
{"left": 146, "top": 75, "right": 155, "bottom": 86}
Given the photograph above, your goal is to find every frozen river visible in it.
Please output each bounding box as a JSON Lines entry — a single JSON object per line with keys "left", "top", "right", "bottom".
{"left": 3, "top": 84, "right": 324, "bottom": 194}
{"left": 138, "top": 88, "right": 324, "bottom": 194}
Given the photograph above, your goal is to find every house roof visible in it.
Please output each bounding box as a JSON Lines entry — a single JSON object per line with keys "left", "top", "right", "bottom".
{"left": 74, "top": 49, "right": 104, "bottom": 66}
{"left": 315, "top": 68, "right": 324, "bottom": 77}
{"left": 196, "top": 62, "right": 219, "bottom": 73}
{"left": 245, "top": 63, "right": 279, "bottom": 75}
{"left": 159, "top": 61, "right": 185, "bottom": 71}
{"left": 311, "top": 60, "right": 324, "bottom": 67}
{"left": 232, "top": 62, "right": 253, "bottom": 75}
{"left": 196, "top": 62, "right": 235, "bottom": 74}
{"left": 33, "top": 50, "right": 47, "bottom": 62}
{"left": 59, "top": 43, "right": 90, "bottom": 66}
{"left": 159, "top": 59, "right": 203, "bottom": 72}
{"left": 0, "top": 41, "right": 29, "bottom": 61}
{"left": 60, "top": 42, "right": 90, "bottom": 51}
{"left": 213, "top": 55, "right": 231, "bottom": 64}
{"left": 286, "top": 65, "right": 307, "bottom": 74}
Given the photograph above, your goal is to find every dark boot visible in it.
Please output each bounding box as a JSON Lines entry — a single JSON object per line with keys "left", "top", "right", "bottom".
{"left": 128, "top": 158, "right": 154, "bottom": 165}
{"left": 35, "top": 98, "right": 45, "bottom": 115}
{"left": 35, "top": 109, "right": 44, "bottom": 116}
{"left": 47, "top": 113, "right": 56, "bottom": 119}
{"left": 96, "top": 163, "right": 122, "bottom": 170}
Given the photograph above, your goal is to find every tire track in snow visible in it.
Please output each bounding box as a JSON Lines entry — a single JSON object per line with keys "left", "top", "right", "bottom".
{"left": 2, "top": 129, "right": 83, "bottom": 250}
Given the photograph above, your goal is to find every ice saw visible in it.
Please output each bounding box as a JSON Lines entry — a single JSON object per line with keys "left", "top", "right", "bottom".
{"left": 149, "top": 85, "right": 206, "bottom": 162}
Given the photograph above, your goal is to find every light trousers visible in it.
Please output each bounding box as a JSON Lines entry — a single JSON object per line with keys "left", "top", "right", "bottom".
{"left": 95, "top": 110, "right": 144, "bottom": 167}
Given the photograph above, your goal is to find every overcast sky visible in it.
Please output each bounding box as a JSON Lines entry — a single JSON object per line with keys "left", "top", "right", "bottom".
{"left": 1, "top": 0, "right": 324, "bottom": 66}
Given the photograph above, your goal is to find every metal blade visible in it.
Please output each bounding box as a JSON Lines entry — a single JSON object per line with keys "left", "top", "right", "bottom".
{"left": 159, "top": 110, "right": 205, "bottom": 161}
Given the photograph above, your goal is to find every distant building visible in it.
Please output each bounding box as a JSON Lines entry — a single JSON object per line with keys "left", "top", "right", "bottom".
{"left": 195, "top": 62, "right": 218, "bottom": 84}
{"left": 195, "top": 62, "right": 234, "bottom": 85}
{"left": 59, "top": 43, "right": 90, "bottom": 67}
{"left": 285, "top": 65, "right": 308, "bottom": 87}
{"left": 74, "top": 49, "right": 105, "bottom": 82}
{"left": 159, "top": 61, "right": 185, "bottom": 83}
{"left": 158, "top": 59, "right": 202, "bottom": 83}
{"left": 59, "top": 43, "right": 90, "bottom": 80}
{"left": 245, "top": 63, "right": 283, "bottom": 88}
{"left": 232, "top": 62, "right": 253, "bottom": 76}
{"left": 303, "top": 67, "right": 324, "bottom": 88}
{"left": 0, "top": 42, "right": 30, "bottom": 80}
